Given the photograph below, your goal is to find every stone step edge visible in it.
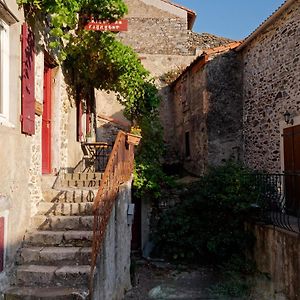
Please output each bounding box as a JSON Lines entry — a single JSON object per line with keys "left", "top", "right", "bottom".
{"left": 24, "top": 230, "right": 93, "bottom": 247}
{"left": 36, "top": 202, "right": 94, "bottom": 216}
{"left": 15, "top": 265, "right": 92, "bottom": 288}
{"left": 4, "top": 286, "right": 89, "bottom": 299}
{"left": 31, "top": 214, "right": 94, "bottom": 231}
{"left": 18, "top": 247, "right": 92, "bottom": 267}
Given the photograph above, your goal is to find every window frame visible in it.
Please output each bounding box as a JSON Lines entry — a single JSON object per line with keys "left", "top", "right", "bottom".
{"left": 0, "top": 18, "right": 9, "bottom": 125}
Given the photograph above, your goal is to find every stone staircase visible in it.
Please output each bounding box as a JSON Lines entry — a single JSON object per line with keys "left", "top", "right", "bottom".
{"left": 4, "top": 172, "right": 103, "bottom": 300}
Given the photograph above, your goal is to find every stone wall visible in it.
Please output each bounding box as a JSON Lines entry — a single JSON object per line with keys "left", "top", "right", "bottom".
{"left": 119, "top": 0, "right": 190, "bottom": 55}
{"left": 93, "top": 181, "right": 132, "bottom": 300}
{"left": 171, "top": 50, "right": 243, "bottom": 175}
{"left": 97, "top": 0, "right": 235, "bottom": 149}
{"left": 0, "top": 1, "right": 84, "bottom": 291}
{"left": 119, "top": 17, "right": 190, "bottom": 55}
{"left": 250, "top": 224, "right": 300, "bottom": 300}
{"left": 206, "top": 52, "right": 243, "bottom": 167}
{"left": 241, "top": 0, "right": 300, "bottom": 173}
{"left": 0, "top": 0, "right": 35, "bottom": 290}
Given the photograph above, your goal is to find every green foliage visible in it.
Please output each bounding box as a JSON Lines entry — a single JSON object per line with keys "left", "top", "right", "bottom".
{"left": 152, "top": 162, "right": 262, "bottom": 296}
{"left": 18, "top": 0, "right": 168, "bottom": 198}
{"left": 133, "top": 114, "right": 172, "bottom": 198}
{"left": 64, "top": 32, "right": 159, "bottom": 120}
{"left": 17, "top": 0, "right": 127, "bottom": 60}
{"left": 153, "top": 162, "right": 260, "bottom": 262}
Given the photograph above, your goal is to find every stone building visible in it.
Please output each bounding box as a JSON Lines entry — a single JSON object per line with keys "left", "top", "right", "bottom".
{"left": 0, "top": 1, "right": 135, "bottom": 298}
{"left": 95, "top": 0, "right": 234, "bottom": 252}
{"left": 0, "top": 0, "right": 89, "bottom": 292}
{"left": 236, "top": 1, "right": 300, "bottom": 299}
{"left": 168, "top": 0, "right": 300, "bottom": 178}
{"left": 237, "top": 0, "right": 300, "bottom": 175}
{"left": 96, "top": 0, "right": 233, "bottom": 145}
{"left": 167, "top": 0, "right": 300, "bottom": 298}
{"left": 169, "top": 42, "right": 243, "bottom": 175}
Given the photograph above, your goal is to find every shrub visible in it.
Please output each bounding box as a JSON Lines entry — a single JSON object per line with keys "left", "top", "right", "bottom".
{"left": 153, "top": 161, "right": 260, "bottom": 263}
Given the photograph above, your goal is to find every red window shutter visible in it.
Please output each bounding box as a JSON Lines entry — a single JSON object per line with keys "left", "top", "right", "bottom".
{"left": 21, "top": 23, "right": 35, "bottom": 135}
{"left": 86, "top": 101, "right": 91, "bottom": 135}
{"left": 0, "top": 217, "right": 4, "bottom": 272}
{"left": 77, "top": 100, "right": 83, "bottom": 141}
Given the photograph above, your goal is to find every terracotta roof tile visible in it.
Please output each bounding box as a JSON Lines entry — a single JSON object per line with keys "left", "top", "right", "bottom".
{"left": 204, "top": 42, "right": 242, "bottom": 55}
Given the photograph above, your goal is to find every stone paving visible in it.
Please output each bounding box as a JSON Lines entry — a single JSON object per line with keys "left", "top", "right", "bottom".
{"left": 124, "top": 261, "right": 231, "bottom": 300}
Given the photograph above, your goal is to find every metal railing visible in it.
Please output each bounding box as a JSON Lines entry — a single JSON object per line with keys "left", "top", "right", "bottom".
{"left": 252, "top": 173, "right": 300, "bottom": 233}
{"left": 80, "top": 142, "right": 113, "bottom": 173}
{"left": 89, "top": 131, "right": 139, "bottom": 295}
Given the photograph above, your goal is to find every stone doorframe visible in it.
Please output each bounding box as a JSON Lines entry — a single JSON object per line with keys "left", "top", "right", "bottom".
{"left": 279, "top": 114, "right": 300, "bottom": 173}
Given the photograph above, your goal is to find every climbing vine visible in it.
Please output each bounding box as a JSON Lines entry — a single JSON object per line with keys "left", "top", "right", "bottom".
{"left": 18, "top": 0, "right": 169, "bottom": 197}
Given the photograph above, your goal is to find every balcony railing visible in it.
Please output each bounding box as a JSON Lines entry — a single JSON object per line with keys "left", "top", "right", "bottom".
{"left": 251, "top": 173, "right": 300, "bottom": 233}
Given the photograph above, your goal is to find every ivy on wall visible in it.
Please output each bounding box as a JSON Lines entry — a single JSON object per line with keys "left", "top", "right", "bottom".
{"left": 18, "top": 0, "right": 168, "bottom": 197}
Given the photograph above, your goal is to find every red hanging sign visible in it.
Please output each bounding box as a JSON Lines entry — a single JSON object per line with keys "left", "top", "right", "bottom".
{"left": 85, "top": 19, "right": 128, "bottom": 32}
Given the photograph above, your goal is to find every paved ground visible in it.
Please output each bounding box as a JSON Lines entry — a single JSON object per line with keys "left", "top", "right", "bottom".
{"left": 124, "top": 260, "right": 230, "bottom": 300}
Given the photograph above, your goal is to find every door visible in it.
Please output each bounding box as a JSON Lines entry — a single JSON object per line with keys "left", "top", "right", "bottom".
{"left": 42, "top": 63, "right": 52, "bottom": 174}
{"left": 131, "top": 197, "right": 141, "bottom": 251}
{"left": 283, "top": 125, "right": 300, "bottom": 215}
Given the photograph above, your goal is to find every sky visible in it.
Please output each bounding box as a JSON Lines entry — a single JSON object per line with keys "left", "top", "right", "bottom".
{"left": 174, "top": 0, "right": 286, "bottom": 40}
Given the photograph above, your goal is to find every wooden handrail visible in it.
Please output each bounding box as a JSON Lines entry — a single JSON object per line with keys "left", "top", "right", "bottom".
{"left": 90, "top": 130, "right": 140, "bottom": 294}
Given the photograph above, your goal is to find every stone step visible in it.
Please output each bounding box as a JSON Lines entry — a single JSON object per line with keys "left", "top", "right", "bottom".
{"left": 18, "top": 247, "right": 91, "bottom": 266}
{"left": 16, "top": 265, "right": 90, "bottom": 288}
{"left": 24, "top": 231, "right": 93, "bottom": 247}
{"left": 36, "top": 202, "right": 94, "bottom": 216}
{"left": 5, "top": 286, "right": 89, "bottom": 300}
{"left": 42, "top": 189, "right": 98, "bottom": 203}
{"left": 31, "top": 216, "right": 94, "bottom": 231}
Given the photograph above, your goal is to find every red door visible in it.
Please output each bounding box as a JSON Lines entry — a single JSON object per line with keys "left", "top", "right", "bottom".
{"left": 42, "top": 64, "right": 52, "bottom": 174}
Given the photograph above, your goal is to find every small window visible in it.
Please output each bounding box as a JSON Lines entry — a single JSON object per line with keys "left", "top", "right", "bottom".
{"left": 0, "top": 19, "right": 9, "bottom": 122}
{"left": 185, "top": 131, "right": 190, "bottom": 158}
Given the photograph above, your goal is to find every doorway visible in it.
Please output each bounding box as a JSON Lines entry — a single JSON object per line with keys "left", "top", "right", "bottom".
{"left": 42, "top": 62, "right": 52, "bottom": 174}
{"left": 283, "top": 124, "right": 300, "bottom": 214}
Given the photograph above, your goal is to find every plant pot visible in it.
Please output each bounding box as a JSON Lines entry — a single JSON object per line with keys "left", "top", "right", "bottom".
{"left": 127, "top": 133, "right": 141, "bottom": 145}
{"left": 86, "top": 137, "right": 94, "bottom": 143}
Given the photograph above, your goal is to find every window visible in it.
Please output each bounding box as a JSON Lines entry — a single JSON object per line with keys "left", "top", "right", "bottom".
{"left": 0, "top": 18, "right": 9, "bottom": 123}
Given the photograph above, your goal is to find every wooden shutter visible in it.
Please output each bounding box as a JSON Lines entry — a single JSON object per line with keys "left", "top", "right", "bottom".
{"left": 77, "top": 100, "right": 83, "bottom": 141}
{"left": 283, "top": 125, "right": 300, "bottom": 214}
{"left": 86, "top": 100, "right": 91, "bottom": 135}
{"left": 21, "top": 23, "right": 35, "bottom": 135}
{"left": 283, "top": 127, "right": 294, "bottom": 173}
{"left": 293, "top": 125, "right": 300, "bottom": 173}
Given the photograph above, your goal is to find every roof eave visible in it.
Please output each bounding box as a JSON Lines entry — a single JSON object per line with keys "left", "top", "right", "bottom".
{"left": 187, "top": 11, "right": 196, "bottom": 30}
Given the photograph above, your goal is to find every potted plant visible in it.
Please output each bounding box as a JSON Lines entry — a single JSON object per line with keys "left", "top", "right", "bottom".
{"left": 127, "top": 126, "right": 142, "bottom": 145}
{"left": 86, "top": 131, "right": 94, "bottom": 143}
